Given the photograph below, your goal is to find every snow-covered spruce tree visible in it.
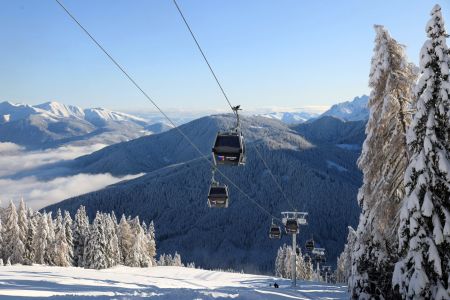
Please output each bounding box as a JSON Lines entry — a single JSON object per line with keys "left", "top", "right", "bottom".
{"left": 72, "top": 205, "right": 89, "bottom": 267}
{"left": 63, "top": 211, "right": 74, "bottom": 266}
{"left": 146, "top": 221, "right": 157, "bottom": 266}
{"left": 17, "top": 199, "right": 28, "bottom": 252}
{"left": 24, "top": 208, "right": 36, "bottom": 265}
{"left": 103, "top": 213, "right": 120, "bottom": 268}
{"left": 84, "top": 212, "right": 108, "bottom": 269}
{"left": 44, "top": 212, "right": 55, "bottom": 265}
{"left": 33, "top": 212, "right": 49, "bottom": 264}
{"left": 351, "top": 25, "right": 417, "bottom": 299}
{"left": 172, "top": 252, "right": 182, "bottom": 267}
{"left": 393, "top": 5, "right": 450, "bottom": 299}
{"left": 275, "top": 245, "right": 285, "bottom": 277}
{"left": 118, "top": 215, "right": 133, "bottom": 264}
{"left": 336, "top": 227, "right": 357, "bottom": 284}
{"left": 53, "top": 209, "right": 71, "bottom": 267}
{"left": 2, "top": 201, "right": 25, "bottom": 264}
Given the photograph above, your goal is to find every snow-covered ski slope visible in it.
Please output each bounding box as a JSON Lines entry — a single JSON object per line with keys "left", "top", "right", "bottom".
{"left": 0, "top": 265, "right": 348, "bottom": 299}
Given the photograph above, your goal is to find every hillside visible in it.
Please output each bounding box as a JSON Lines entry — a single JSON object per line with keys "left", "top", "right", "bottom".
{"left": 46, "top": 114, "right": 362, "bottom": 273}
{"left": 0, "top": 265, "right": 348, "bottom": 299}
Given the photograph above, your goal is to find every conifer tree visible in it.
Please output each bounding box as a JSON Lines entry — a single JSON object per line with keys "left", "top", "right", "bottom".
{"left": 84, "top": 212, "right": 108, "bottom": 269}
{"left": 53, "top": 209, "right": 71, "bottom": 267}
{"left": 63, "top": 211, "right": 74, "bottom": 265}
{"left": 33, "top": 212, "right": 49, "bottom": 264}
{"left": 44, "top": 212, "right": 55, "bottom": 265}
{"left": 24, "top": 208, "right": 36, "bottom": 265}
{"left": 351, "top": 25, "right": 417, "bottom": 299}
{"left": 73, "top": 206, "right": 89, "bottom": 267}
{"left": 118, "top": 215, "right": 133, "bottom": 264}
{"left": 3, "top": 201, "right": 25, "bottom": 264}
{"left": 393, "top": 5, "right": 450, "bottom": 299}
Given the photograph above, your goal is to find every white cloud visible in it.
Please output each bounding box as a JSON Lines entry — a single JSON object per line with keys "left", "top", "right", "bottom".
{"left": 0, "top": 173, "right": 144, "bottom": 210}
{"left": 0, "top": 142, "right": 143, "bottom": 209}
{"left": 0, "top": 142, "right": 107, "bottom": 177}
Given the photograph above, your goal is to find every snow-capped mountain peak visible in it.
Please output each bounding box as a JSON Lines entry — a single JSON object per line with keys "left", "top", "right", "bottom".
{"left": 321, "top": 95, "right": 369, "bottom": 121}
{"left": 35, "top": 101, "right": 85, "bottom": 119}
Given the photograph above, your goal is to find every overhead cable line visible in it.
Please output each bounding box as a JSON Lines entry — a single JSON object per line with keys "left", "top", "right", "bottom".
{"left": 172, "top": 0, "right": 298, "bottom": 211}
{"left": 54, "top": 0, "right": 280, "bottom": 221}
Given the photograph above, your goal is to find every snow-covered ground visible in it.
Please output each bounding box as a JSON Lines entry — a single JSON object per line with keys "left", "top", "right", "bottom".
{"left": 0, "top": 265, "right": 348, "bottom": 299}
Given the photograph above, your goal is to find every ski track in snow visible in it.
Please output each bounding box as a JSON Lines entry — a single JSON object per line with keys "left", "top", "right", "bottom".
{"left": 0, "top": 265, "right": 348, "bottom": 299}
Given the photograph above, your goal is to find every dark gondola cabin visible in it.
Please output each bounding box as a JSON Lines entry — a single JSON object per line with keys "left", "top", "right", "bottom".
{"left": 208, "top": 184, "right": 229, "bottom": 208}
{"left": 285, "top": 219, "right": 299, "bottom": 234}
{"left": 305, "top": 239, "right": 315, "bottom": 252}
{"left": 212, "top": 131, "right": 245, "bottom": 166}
{"left": 269, "top": 224, "right": 281, "bottom": 239}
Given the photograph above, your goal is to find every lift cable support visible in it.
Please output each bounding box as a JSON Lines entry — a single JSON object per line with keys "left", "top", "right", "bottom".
{"left": 281, "top": 211, "right": 308, "bottom": 287}
{"left": 54, "top": 0, "right": 280, "bottom": 222}
{"left": 173, "top": 0, "right": 298, "bottom": 212}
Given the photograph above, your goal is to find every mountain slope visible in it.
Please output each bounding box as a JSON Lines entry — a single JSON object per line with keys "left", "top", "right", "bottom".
{"left": 46, "top": 115, "right": 361, "bottom": 273}
{"left": 0, "top": 265, "right": 349, "bottom": 299}
{"left": 292, "top": 116, "right": 366, "bottom": 147}
{"left": 321, "top": 95, "right": 369, "bottom": 121}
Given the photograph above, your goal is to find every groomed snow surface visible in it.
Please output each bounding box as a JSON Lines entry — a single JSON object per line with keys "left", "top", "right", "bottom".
{"left": 0, "top": 265, "right": 348, "bottom": 299}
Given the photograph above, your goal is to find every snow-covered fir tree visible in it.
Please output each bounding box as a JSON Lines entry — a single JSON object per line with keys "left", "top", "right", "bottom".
{"left": 274, "top": 244, "right": 311, "bottom": 280}
{"left": 83, "top": 212, "right": 108, "bottom": 270}
{"left": 2, "top": 201, "right": 25, "bottom": 264}
{"left": 351, "top": 24, "right": 417, "bottom": 299}
{"left": 126, "top": 217, "right": 151, "bottom": 267}
{"left": 63, "top": 211, "right": 74, "bottom": 265}
{"left": 103, "top": 213, "right": 121, "bottom": 268}
{"left": 146, "top": 221, "right": 157, "bottom": 266}
{"left": 53, "top": 209, "right": 71, "bottom": 267}
{"left": 336, "top": 226, "right": 357, "bottom": 285}
{"left": 33, "top": 212, "right": 49, "bottom": 264}
{"left": 24, "top": 208, "right": 36, "bottom": 265}
{"left": 72, "top": 205, "right": 89, "bottom": 267}
{"left": 44, "top": 212, "right": 55, "bottom": 265}
{"left": 393, "top": 5, "right": 450, "bottom": 299}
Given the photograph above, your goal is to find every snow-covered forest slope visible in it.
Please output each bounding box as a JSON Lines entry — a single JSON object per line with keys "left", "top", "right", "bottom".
{"left": 0, "top": 265, "right": 348, "bottom": 299}
{"left": 45, "top": 114, "right": 363, "bottom": 273}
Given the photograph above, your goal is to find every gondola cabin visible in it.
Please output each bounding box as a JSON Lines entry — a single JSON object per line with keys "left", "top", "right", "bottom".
{"left": 284, "top": 219, "right": 299, "bottom": 234}
{"left": 207, "top": 184, "right": 229, "bottom": 208}
{"left": 305, "top": 239, "right": 315, "bottom": 252}
{"left": 212, "top": 131, "right": 245, "bottom": 166}
{"left": 269, "top": 224, "right": 282, "bottom": 239}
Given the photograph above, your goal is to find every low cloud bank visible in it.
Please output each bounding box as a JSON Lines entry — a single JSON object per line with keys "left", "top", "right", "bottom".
{"left": 0, "top": 142, "right": 143, "bottom": 209}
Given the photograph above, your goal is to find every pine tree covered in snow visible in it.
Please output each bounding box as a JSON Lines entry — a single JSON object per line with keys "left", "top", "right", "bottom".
{"left": 393, "top": 5, "right": 450, "bottom": 299}
{"left": 103, "top": 213, "right": 121, "bottom": 268}
{"left": 83, "top": 212, "right": 108, "bottom": 270}
{"left": 274, "top": 244, "right": 312, "bottom": 280}
{"left": 24, "top": 208, "right": 36, "bottom": 265}
{"left": 72, "top": 206, "right": 89, "bottom": 267}
{"left": 33, "top": 212, "right": 49, "bottom": 264}
{"left": 351, "top": 24, "right": 417, "bottom": 299}
{"left": 2, "top": 201, "right": 25, "bottom": 264}
{"left": 45, "top": 212, "right": 55, "bottom": 265}
{"left": 63, "top": 211, "right": 74, "bottom": 265}
{"left": 53, "top": 209, "right": 71, "bottom": 267}
{"left": 336, "top": 227, "right": 357, "bottom": 285}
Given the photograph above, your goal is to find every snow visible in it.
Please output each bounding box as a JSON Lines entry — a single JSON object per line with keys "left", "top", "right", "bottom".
{"left": 326, "top": 160, "right": 348, "bottom": 172}
{"left": 0, "top": 265, "right": 348, "bottom": 299}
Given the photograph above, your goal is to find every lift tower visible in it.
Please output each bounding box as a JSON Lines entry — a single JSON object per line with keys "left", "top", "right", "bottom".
{"left": 281, "top": 212, "right": 308, "bottom": 287}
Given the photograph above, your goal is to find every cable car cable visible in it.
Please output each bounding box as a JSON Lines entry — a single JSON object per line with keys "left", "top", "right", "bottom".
{"left": 54, "top": 0, "right": 280, "bottom": 222}
{"left": 172, "top": 0, "right": 235, "bottom": 116}
{"left": 173, "top": 0, "right": 298, "bottom": 211}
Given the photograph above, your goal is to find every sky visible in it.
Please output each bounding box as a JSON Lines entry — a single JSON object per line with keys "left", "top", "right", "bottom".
{"left": 0, "top": 0, "right": 449, "bottom": 113}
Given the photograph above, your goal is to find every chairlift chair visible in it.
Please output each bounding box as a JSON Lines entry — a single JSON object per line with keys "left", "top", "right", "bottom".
{"left": 207, "top": 183, "right": 229, "bottom": 208}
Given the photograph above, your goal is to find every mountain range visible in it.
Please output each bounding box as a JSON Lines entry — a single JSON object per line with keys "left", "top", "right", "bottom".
{"left": 321, "top": 95, "right": 369, "bottom": 121}
{"left": 0, "top": 101, "right": 173, "bottom": 148}
{"left": 45, "top": 114, "right": 366, "bottom": 273}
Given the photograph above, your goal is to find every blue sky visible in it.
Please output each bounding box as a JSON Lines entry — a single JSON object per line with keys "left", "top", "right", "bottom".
{"left": 0, "top": 1, "right": 448, "bottom": 112}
